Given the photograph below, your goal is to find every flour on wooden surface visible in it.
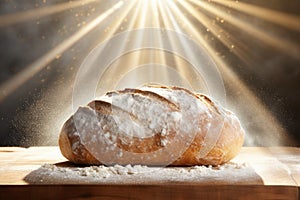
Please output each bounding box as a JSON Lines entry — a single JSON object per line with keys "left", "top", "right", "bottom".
{"left": 24, "top": 161, "right": 261, "bottom": 185}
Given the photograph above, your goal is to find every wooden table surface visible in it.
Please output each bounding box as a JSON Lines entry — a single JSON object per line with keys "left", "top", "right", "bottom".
{"left": 0, "top": 146, "right": 299, "bottom": 200}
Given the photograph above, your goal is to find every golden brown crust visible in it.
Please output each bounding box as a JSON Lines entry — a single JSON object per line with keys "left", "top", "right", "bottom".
{"left": 59, "top": 117, "right": 99, "bottom": 164}
{"left": 59, "top": 85, "right": 245, "bottom": 166}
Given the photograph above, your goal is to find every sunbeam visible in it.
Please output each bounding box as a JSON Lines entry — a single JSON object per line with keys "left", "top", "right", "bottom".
{"left": 0, "top": 0, "right": 298, "bottom": 147}
{"left": 177, "top": 0, "right": 254, "bottom": 67}
{"left": 164, "top": 0, "right": 293, "bottom": 145}
{"left": 149, "top": 0, "right": 171, "bottom": 85}
{"left": 0, "top": 0, "right": 98, "bottom": 27}
{"left": 211, "top": 0, "right": 300, "bottom": 32}
{"left": 157, "top": 0, "right": 196, "bottom": 87}
{"left": 93, "top": 0, "right": 143, "bottom": 92}
{"left": 0, "top": 1, "right": 124, "bottom": 102}
{"left": 92, "top": 0, "right": 136, "bottom": 45}
{"left": 187, "top": 0, "right": 300, "bottom": 60}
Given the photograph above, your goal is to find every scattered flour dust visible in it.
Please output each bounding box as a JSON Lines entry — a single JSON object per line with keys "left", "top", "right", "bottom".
{"left": 25, "top": 162, "right": 260, "bottom": 185}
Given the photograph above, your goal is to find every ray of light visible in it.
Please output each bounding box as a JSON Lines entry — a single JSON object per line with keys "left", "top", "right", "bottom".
{"left": 98, "top": 1, "right": 142, "bottom": 86}
{"left": 187, "top": 0, "right": 300, "bottom": 60}
{"left": 165, "top": 0, "right": 291, "bottom": 145}
{"left": 177, "top": 0, "right": 255, "bottom": 67}
{"left": 0, "top": 0, "right": 98, "bottom": 27}
{"left": 23, "top": 1, "right": 134, "bottom": 145}
{"left": 151, "top": 0, "right": 170, "bottom": 84}
{"left": 157, "top": 0, "right": 197, "bottom": 88}
{"left": 212, "top": 0, "right": 300, "bottom": 32}
{"left": 94, "top": 0, "right": 145, "bottom": 92}
{"left": 150, "top": 0, "right": 160, "bottom": 28}
{"left": 126, "top": 0, "right": 149, "bottom": 86}
{"left": 136, "top": 0, "right": 149, "bottom": 28}
{"left": 161, "top": 0, "right": 189, "bottom": 84}
{"left": 157, "top": 0, "right": 184, "bottom": 84}
{"left": 126, "top": 0, "right": 149, "bottom": 67}
{"left": 85, "top": 0, "right": 137, "bottom": 91}
{"left": 163, "top": 0, "right": 210, "bottom": 88}
{"left": 90, "top": 0, "right": 137, "bottom": 57}
{"left": 100, "top": 0, "right": 136, "bottom": 41}
{"left": 0, "top": 1, "right": 124, "bottom": 102}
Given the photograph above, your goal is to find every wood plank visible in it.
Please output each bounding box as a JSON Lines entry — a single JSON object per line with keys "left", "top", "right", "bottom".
{"left": 0, "top": 147, "right": 299, "bottom": 199}
{"left": 234, "top": 147, "right": 299, "bottom": 186}
{"left": 268, "top": 147, "right": 300, "bottom": 186}
{"left": 0, "top": 185, "right": 298, "bottom": 200}
{"left": 0, "top": 147, "right": 66, "bottom": 185}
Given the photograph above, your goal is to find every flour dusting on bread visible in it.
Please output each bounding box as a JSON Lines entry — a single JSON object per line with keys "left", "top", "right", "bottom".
{"left": 59, "top": 85, "right": 245, "bottom": 166}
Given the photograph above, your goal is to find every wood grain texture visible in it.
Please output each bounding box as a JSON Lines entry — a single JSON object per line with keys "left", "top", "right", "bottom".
{"left": 0, "top": 185, "right": 298, "bottom": 200}
{"left": 0, "top": 146, "right": 299, "bottom": 200}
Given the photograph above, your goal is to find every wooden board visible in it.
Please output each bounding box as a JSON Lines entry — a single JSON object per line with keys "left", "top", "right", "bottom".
{"left": 0, "top": 147, "right": 299, "bottom": 200}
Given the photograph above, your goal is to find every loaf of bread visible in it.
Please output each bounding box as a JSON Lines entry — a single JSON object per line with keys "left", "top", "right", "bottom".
{"left": 59, "top": 84, "right": 245, "bottom": 166}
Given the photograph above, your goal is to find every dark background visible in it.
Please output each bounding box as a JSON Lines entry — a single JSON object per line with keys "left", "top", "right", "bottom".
{"left": 0, "top": 0, "right": 299, "bottom": 146}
